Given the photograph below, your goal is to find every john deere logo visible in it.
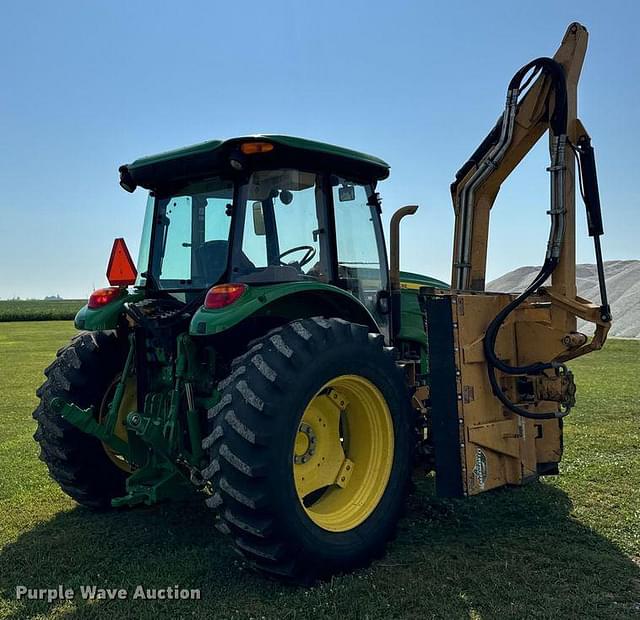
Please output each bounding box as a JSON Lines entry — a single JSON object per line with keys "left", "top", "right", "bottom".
{"left": 473, "top": 448, "right": 488, "bottom": 489}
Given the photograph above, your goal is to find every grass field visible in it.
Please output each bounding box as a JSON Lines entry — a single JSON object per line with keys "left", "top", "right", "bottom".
{"left": 0, "top": 301, "right": 85, "bottom": 322}
{"left": 0, "top": 321, "right": 638, "bottom": 619}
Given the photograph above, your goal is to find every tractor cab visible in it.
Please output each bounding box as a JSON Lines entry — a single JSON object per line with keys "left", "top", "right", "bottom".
{"left": 120, "top": 136, "right": 392, "bottom": 329}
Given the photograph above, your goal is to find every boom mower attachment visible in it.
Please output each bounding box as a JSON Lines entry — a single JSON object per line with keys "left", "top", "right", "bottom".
{"left": 425, "top": 22, "right": 611, "bottom": 497}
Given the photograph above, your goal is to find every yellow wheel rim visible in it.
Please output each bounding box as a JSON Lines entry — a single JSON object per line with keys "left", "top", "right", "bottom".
{"left": 98, "top": 376, "right": 135, "bottom": 473}
{"left": 293, "top": 375, "right": 394, "bottom": 532}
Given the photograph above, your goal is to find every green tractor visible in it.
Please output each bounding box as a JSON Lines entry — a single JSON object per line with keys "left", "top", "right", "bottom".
{"left": 34, "top": 135, "right": 444, "bottom": 580}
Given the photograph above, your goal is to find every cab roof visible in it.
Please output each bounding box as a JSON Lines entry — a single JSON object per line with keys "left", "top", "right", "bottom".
{"left": 119, "top": 135, "right": 390, "bottom": 193}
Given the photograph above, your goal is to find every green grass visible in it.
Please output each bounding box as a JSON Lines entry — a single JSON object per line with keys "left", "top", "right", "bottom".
{"left": 0, "top": 301, "right": 85, "bottom": 322}
{"left": 0, "top": 322, "right": 638, "bottom": 619}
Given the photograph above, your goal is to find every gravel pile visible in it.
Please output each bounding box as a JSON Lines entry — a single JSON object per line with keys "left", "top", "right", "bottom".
{"left": 488, "top": 260, "right": 639, "bottom": 338}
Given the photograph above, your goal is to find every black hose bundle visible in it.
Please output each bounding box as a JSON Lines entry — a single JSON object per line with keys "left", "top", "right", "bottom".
{"left": 509, "top": 57, "right": 568, "bottom": 135}
{"left": 483, "top": 57, "right": 570, "bottom": 420}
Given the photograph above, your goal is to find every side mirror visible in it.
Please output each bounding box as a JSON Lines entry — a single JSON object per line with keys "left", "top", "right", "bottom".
{"left": 252, "top": 202, "right": 266, "bottom": 236}
{"left": 338, "top": 184, "right": 355, "bottom": 202}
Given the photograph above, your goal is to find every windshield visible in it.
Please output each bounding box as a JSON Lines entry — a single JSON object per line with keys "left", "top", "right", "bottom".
{"left": 145, "top": 177, "right": 234, "bottom": 290}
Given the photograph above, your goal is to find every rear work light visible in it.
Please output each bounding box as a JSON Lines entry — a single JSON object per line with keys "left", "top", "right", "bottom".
{"left": 204, "top": 283, "right": 247, "bottom": 309}
{"left": 88, "top": 286, "right": 122, "bottom": 309}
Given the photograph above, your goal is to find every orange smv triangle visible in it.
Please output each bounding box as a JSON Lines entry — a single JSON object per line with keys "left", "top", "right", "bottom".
{"left": 107, "top": 238, "right": 138, "bottom": 286}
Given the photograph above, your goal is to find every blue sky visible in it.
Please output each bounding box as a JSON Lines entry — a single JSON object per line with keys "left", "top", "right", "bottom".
{"left": 1, "top": 0, "right": 638, "bottom": 299}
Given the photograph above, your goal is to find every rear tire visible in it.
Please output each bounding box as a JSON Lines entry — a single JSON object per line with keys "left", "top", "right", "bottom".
{"left": 33, "top": 331, "right": 128, "bottom": 509}
{"left": 202, "top": 317, "right": 412, "bottom": 581}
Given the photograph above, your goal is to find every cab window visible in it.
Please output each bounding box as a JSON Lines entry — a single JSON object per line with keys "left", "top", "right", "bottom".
{"left": 332, "top": 179, "right": 387, "bottom": 322}
{"left": 151, "top": 177, "right": 233, "bottom": 289}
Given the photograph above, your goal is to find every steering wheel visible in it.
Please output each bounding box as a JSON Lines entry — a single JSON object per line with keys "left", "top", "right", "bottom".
{"left": 278, "top": 245, "right": 317, "bottom": 268}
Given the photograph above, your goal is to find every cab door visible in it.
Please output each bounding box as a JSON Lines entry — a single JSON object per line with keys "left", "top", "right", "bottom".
{"left": 330, "top": 178, "right": 390, "bottom": 335}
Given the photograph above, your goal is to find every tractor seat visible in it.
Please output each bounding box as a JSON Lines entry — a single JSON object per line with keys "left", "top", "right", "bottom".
{"left": 195, "top": 240, "right": 256, "bottom": 284}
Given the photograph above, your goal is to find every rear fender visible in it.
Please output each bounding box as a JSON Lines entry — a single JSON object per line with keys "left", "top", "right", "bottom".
{"left": 74, "top": 291, "right": 144, "bottom": 331}
{"left": 189, "top": 282, "right": 379, "bottom": 336}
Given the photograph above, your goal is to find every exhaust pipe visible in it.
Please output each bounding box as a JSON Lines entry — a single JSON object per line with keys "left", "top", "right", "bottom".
{"left": 389, "top": 205, "right": 419, "bottom": 291}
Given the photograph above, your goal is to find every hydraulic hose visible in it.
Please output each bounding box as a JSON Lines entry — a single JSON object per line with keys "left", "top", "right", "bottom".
{"left": 453, "top": 58, "right": 568, "bottom": 290}
{"left": 481, "top": 57, "right": 571, "bottom": 420}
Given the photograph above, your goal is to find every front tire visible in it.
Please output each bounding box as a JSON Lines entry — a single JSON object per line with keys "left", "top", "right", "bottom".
{"left": 203, "top": 318, "right": 412, "bottom": 581}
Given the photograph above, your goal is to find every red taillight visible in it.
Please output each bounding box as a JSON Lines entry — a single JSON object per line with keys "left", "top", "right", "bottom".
{"left": 88, "top": 286, "right": 122, "bottom": 309}
{"left": 204, "top": 283, "right": 247, "bottom": 309}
